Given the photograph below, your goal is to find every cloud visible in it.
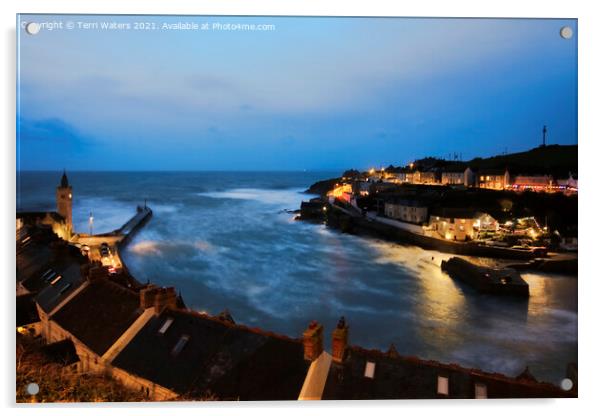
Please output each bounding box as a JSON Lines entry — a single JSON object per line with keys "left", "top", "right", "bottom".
{"left": 19, "top": 118, "right": 91, "bottom": 148}
{"left": 17, "top": 118, "right": 95, "bottom": 169}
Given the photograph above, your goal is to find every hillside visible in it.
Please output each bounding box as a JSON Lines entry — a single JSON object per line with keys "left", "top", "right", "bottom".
{"left": 467, "top": 145, "right": 577, "bottom": 177}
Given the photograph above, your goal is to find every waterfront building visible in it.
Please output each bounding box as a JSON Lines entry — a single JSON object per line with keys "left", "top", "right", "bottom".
{"left": 16, "top": 225, "right": 88, "bottom": 334}
{"left": 299, "top": 318, "right": 574, "bottom": 400}
{"left": 16, "top": 172, "right": 74, "bottom": 240}
{"left": 351, "top": 180, "right": 371, "bottom": 196}
{"left": 441, "top": 166, "right": 475, "bottom": 187}
{"left": 429, "top": 208, "right": 498, "bottom": 241}
{"left": 476, "top": 168, "right": 511, "bottom": 190}
{"left": 328, "top": 183, "right": 353, "bottom": 203}
{"left": 511, "top": 175, "right": 554, "bottom": 192}
{"left": 556, "top": 172, "right": 578, "bottom": 193}
{"left": 46, "top": 278, "right": 149, "bottom": 374}
{"left": 393, "top": 168, "right": 415, "bottom": 183}
{"left": 110, "top": 307, "right": 310, "bottom": 400}
{"left": 411, "top": 170, "right": 440, "bottom": 185}
{"left": 383, "top": 198, "right": 430, "bottom": 224}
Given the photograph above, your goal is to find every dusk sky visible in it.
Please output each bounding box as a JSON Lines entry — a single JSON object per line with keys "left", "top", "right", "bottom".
{"left": 17, "top": 15, "right": 577, "bottom": 171}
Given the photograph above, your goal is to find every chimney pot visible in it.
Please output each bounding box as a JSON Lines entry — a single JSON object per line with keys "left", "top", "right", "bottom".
{"left": 303, "top": 320, "right": 324, "bottom": 361}
{"left": 332, "top": 316, "right": 349, "bottom": 364}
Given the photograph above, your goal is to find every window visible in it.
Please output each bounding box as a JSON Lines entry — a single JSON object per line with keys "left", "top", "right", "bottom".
{"left": 475, "top": 383, "right": 487, "bottom": 399}
{"left": 158, "top": 317, "right": 174, "bottom": 335}
{"left": 59, "top": 283, "right": 72, "bottom": 294}
{"left": 171, "top": 335, "right": 190, "bottom": 356}
{"left": 437, "top": 376, "right": 449, "bottom": 396}
{"left": 364, "top": 361, "right": 375, "bottom": 379}
{"left": 40, "top": 268, "right": 53, "bottom": 279}
{"left": 50, "top": 274, "right": 63, "bottom": 285}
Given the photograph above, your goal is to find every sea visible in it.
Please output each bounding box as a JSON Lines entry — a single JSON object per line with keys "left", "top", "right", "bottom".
{"left": 17, "top": 171, "right": 578, "bottom": 385}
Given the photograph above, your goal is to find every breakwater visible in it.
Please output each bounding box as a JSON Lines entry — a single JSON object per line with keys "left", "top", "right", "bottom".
{"left": 116, "top": 205, "right": 153, "bottom": 248}
{"left": 321, "top": 203, "right": 538, "bottom": 260}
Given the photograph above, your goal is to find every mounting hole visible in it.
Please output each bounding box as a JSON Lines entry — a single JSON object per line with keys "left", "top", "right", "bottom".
{"left": 560, "top": 26, "right": 573, "bottom": 40}
{"left": 25, "top": 22, "right": 41, "bottom": 35}
{"left": 560, "top": 378, "right": 573, "bottom": 391}
{"left": 26, "top": 382, "right": 40, "bottom": 395}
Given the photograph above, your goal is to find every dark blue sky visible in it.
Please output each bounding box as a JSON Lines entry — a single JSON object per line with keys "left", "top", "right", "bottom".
{"left": 17, "top": 16, "right": 577, "bottom": 171}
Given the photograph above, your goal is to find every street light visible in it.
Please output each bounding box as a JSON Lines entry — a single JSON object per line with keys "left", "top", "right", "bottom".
{"left": 89, "top": 211, "right": 94, "bottom": 236}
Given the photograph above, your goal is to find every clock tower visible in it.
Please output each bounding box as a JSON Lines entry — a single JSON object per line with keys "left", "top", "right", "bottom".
{"left": 56, "top": 170, "right": 73, "bottom": 236}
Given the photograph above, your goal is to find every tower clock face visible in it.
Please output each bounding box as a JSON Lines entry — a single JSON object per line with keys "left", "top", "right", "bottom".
{"left": 69, "top": 193, "right": 72, "bottom": 199}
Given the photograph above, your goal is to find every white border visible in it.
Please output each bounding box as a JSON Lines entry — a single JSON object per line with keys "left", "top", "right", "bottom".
{"left": 2, "top": 1, "right": 601, "bottom": 415}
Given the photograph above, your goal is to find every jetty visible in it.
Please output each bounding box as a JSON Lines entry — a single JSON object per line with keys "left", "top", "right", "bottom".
{"left": 73, "top": 205, "right": 152, "bottom": 276}
{"left": 115, "top": 205, "right": 153, "bottom": 247}
{"left": 441, "top": 257, "right": 530, "bottom": 297}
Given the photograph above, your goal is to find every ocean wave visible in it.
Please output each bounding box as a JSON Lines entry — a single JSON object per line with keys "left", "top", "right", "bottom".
{"left": 129, "top": 239, "right": 216, "bottom": 256}
{"left": 197, "top": 187, "right": 305, "bottom": 208}
{"left": 129, "top": 240, "right": 163, "bottom": 255}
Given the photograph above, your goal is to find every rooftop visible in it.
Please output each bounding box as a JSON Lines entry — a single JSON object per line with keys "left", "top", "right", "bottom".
{"left": 112, "top": 308, "right": 310, "bottom": 400}
{"left": 321, "top": 345, "right": 572, "bottom": 399}
{"left": 34, "top": 262, "right": 87, "bottom": 314}
{"left": 52, "top": 279, "right": 143, "bottom": 356}
{"left": 430, "top": 207, "right": 484, "bottom": 220}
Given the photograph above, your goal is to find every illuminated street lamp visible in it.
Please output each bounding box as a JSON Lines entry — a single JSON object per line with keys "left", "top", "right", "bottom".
{"left": 89, "top": 211, "right": 94, "bottom": 235}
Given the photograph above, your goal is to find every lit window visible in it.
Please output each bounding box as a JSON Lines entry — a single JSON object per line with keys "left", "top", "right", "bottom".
{"left": 171, "top": 335, "right": 190, "bottom": 357}
{"left": 50, "top": 274, "right": 63, "bottom": 285}
{"left": 364, "top": 361, "right": 376, "bottom": 379}
{"left": 158, "top": 318, "right": 174, "bottom": 335}
{"left": 475, "top": 383, "right": 487, "bottom": 399}
{"left": 437, "top": 376, "right": 449, "bottom": 396}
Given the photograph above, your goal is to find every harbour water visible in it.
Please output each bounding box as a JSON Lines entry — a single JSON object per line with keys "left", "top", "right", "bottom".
{"left": 17, "top": 171, "right": 578, "bottom": 384}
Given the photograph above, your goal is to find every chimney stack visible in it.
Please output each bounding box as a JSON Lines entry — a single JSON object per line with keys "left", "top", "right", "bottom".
{"left": 139, "top": 285, "right": 177, "bottom": 314}
{"left": 303, "top": 320, "right": 324, "bottom": 361}
{"left": 331, "top": 316, "right": 349, "bottom": 364}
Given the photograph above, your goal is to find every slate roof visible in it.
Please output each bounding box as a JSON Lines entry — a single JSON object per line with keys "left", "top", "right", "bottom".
{"left": 16, "top": 227, "right": 58, "bottom": 285}
{"left": 34, "top": 262, "right": 87, "bottom": 314}
{"left": 430, "top": 207, "right": 484, "bottom": 220}
{"left": 321, "top": 345, "right": 573, "bottom": 399}
{"left": 441, "top": 164, "right": 469, "bottom": 173}
{"left": 112, "top": 309, "right": 310, "bottom": 400}
{"left": 383, "top": 197, "right": 432, "bottom": 207}
{"left": 52, "top": 279, "right": 143, "bottom": 356}
{"left": 476, "top": 168, "right": 508, "bottom": 176}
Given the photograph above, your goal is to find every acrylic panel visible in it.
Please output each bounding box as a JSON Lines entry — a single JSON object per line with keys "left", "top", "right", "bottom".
{"left": 16, "top": 14, "right": 578, "bottom": 402}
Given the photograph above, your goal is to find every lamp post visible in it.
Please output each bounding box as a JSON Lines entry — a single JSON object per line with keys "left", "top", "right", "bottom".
{"left": 89, "top": 211, "right": 94, "bottom": 236}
